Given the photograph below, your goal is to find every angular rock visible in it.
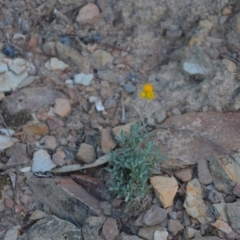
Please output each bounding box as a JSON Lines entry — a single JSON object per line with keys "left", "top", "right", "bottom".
{"left": 4, "top": 225, "right": 21, "bottom": 240}
{"left": 113, "top": 121, "right": 137, "bottom": 137}
{"left": 119, "top": 232, "right": 143, "bottom": 240}
{"left": 54, "top": 98, "right": 71, "bottom": 117}
{"left": 0, "top": 136, "right": 18, "bottom": 151}
{"left": 52, "top": 150, "right": 66, "bottom": 166}
{"left": 100, "top": 201, "right": 112, "bottom": 216}
{"left": 76, "top": 143, "right": 96, "bottom": 164}
{"left": 101, "top": 128, "right": 116, "bottom": 153}
{"left": 198, "top": 159, "right": 213, "bottom": 185}
{"left": 222, "top": 59, "right": 237, "bottom": 73}
{"left": 82, "top": 216, "right": 105, "bottom": 240}
{"left": 32, "top": 149, "right": 56, "bottom": 173}
{"left": 102, "top": 218, "right": 119, "bottom": 240}
{"left": 27, "top": 178, "right": 103, "bottom": 224}
{"left": 209, "top": 154, "right": 240, "bottom": 193}
{"left": 212, "top": 203, "right": 228, "bottom": 222}
{"left": 138, "top": 226, "right": 166, "bottom": 240}
{"left": 74, "top": 73, "right": 94, "bottom": 86}
{"left": 156, "top": 112, "right": 240, "bottom": 169}
{"left": 44, "top": 57, "right": 69, "bottom": 72}
{"left": 150, "top": 176, "right": 178, "bottom": 208}
{"left": 193, "top": 237, "right": 222, "bottom": 240}
{"left": 184, "top": 227, "right": 197, "bottom": 240}
{"left": 56, "top": 42, "right": 91, "bottom": 72}
{"left": 226, "top": 202, "right": 240, "bottom": 232}
{"left": 5, "top": 154, "right": 30, "bottom": 170}
{"left": 174, "top": 168, "right": 193, "bottom": 182}
{"left": 44, "top": 135, "right": 58, "bottom": 151}
{"left": 233, "top": 182, "right": 240, "bottom": 197}
{"left": 154, "top": 230, "right": 168, "bottom": 240}
{"left": 29, "top": 209, "right": 47, "bottom": 220}
{"left": 183, "top": 62, "right": 209, "bottom": 75}
{"left": 211, "top": 219, "right": 232, "bottom": 235}
{"left": 4, "top": 86, "right": 65, "bottom": 113}
{"left": 143, "top": 205, "right": 167, "bottom": 226}
{"left": 208, "top": 190, "right": 222, "bottom": 204}
{"left": 76, "top": 3, "right": 100, "bottom": 24}
{"left": 18, "top": 215, "right": 83, "bottom": 240}
{"left": 184, "top": 179, "right": 208, "bottom": 224}
{"left": 168, "top": 219, "right": 184, "bottom": 236}
{"left": 92, "top": 49, "right": 113, "bottom": 69}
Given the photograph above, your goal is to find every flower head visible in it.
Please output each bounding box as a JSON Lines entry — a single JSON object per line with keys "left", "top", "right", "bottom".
{"left": 140, "top": 84, "right": 155, "bottom": 100}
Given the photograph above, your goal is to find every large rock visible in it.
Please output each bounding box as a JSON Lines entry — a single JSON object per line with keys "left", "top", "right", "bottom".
{"left": 154, "top": 112, "right": 240, "bottom": 169}
{"left": 226, "top": 202, "right": 240, "bottom": 233}
{"left": 26, "top": 178, "right": 103, "bottom": 225}
{"left": 18, "top": 215, "right": 83, "bottom": 240}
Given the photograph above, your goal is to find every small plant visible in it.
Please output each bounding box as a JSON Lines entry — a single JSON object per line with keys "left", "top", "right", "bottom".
{"left": 105, "top": 121, "right": 161, "bottom": 202}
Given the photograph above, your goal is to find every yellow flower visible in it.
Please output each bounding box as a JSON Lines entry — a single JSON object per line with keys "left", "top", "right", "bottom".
{"left": 140, "top": 84, "right": 155, "bottom": 100}
{"left": 146, "top": 91, "right": 155, "bottom": 99}
{"left": 143, "top": 84, "right": 153, "bottom": 92}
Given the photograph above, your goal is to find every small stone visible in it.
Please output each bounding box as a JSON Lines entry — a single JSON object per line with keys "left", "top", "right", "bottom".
{"left": 212, "top": 203, "right": 228, "bottom": 222}
{"left": 54, "top": 98, "right": 71, "bottom": 117}
{"left": 30, "top": 209, "right": 47, "bottom": 220}
{"left": 150, "top": 176, "right": 178, "bottom": 208}
{"left": 154, "top": 230, "right": 168, "bottom": 240}
{"left": 233, "top": 182, "right": 240, "bottom": 197}
{"left": 92, "top": 50, "right": 113, "bottom": 68}
{"left": 224, "top": 194, "right": 236, "bottom": 203}
{"left": 168, "top": 219, "right": 183, "bottom": 236}
{"left": 102, "top": 218, "right": 119, "bottom": 240}
{"left": 226, "top": 202, "right": 240, "bottom": 231}
{"left": 208, "top": 190, "right": 222, "bottom": 204}
{"left": 138, "top": 226, "right": 166, "bottom": 240}
{"left": 44, "top": 135, "right": 58, "bottom": 151}
{"left": 4, "top": 225, "right": 21, "bottom": 240}
{"left": 124, "top": 82, "right": 136, "bottom": 93}
{"left": 184, "top": 227, "right": 198, "bottom": 240}
{"left": 20, "top": 195, "right": 29, "bottom": 205}
{"left": 222, "top": 59, "right": 237, "bottom": 73}
{"left": 174, "top": 168, "right": 192, "bottom": 182}
{"left": 31, "top": 149, "right": 56, "bottom": 173}
{"left": 104, "top": 98, "right": 117, "bottom": 109}
{"left": 198, "top": 159, "right": 213, "bottom": 185}
{"left": 82, "top": 216, "right": 106, "bottom": 240}
{"left": 5, "top": 198, "right": 14, "bottom": 208}
{"left": 184, "top": 178, "right": 208, "bottom": 224}
{"left": 52, "top": 150, "right": 66, "bottom": 166}
{"left": 118, "top": 232, "right": 143, "bottom": 240}
{"left": 100, "top": 201, "right": 112, "bottom": 216}
{"left": 183, "top": 62, "right": 208, "bottom": 75}
{"left": 76, "top": 3, "right": 100, "bottom": 24}
{"left": 74, "top": 73, "right": 94, "bottom": 86}
{"left": 101, "top": 128, "right": 116, "bottom": 153}
{"left": 143, "top": 205, "right": 167, "bottom": 226}
{"left": 211, "top": 219, "right": 232, "bottom": 235}
{"left": 222, "top": 7, "right": 232, "bottom": 15}
{"left": 174, "top": 199, "right": 183, "bottom": 211}
{"left": 44, "top": 58, "right": 69, "bottom": 72}
{"left": 77, "top": 143, "right": 96, "bottom": 164}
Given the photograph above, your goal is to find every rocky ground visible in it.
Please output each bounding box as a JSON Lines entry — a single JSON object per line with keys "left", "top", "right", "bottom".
{"left": 0, "top": 0, "right": 240, "bottom": 239}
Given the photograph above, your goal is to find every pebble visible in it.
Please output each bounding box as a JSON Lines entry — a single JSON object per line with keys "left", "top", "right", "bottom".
{"left": 154, "top": 230, "right": 168, "bottom": 240}
{"left": 76, "top": 3, "right": 100, "bottom": 24}
{"left": 124, "top": 82, "right": 136, "bottom": 93}
{"left": 54, "top": 98, "right": 71, "bottom": 117}
{"left": 222, "top": 6, "right": 232, "bottom": 15}
{"left": 104, "top": 98, "right": 117, "bottom": 109}
{"left": 102, "top": 218, "right": 119, "bottom": 240}
{"left": 29, "top": 209, "right": 47, "bottom": 220}
{"left": 100, "top": 201, "right": 112, "bottom": 216}
{"left": 44, "top": 135, "right": 58, "bottom": 151}
{"left": 174, "top": 168, "right": 192, "bottom": 182}
{"left": 143, "top": 205, "right": 167, "bottom": 226}
{"left": 31, "top": 149, "right": 56, "bottom": 173}
{"left": 20, "top": 195, "right": 29, "bottom": 205}
{"left": 168, "top": 219, "right": 184, "bottom": 236}
{"left": 222, "top": 59, "right": 237, "bottom": 73}
{"left": 74, "top": 73, "right": 94, "bottom": 86}
{"left": 101, "top": 128, "right": 117, "bottom": 153}
{"left": 5, "top": 198, "right": 14, "bottom": 208}
{"left": 197, "top": 159, "right": 213, "bottom": 185}
{"left": 233, "top": 182, "right": 240, "bottom": 197}
{"left": 76, "top": 143, "right": 96, "bottom": 164}
{"left": 211, "top": 219, "right": 232, "bottom": 235}
{"left": 52, "top": 150, "right": 66, "bottom": 166}
{"left": 44, "top": 58, "right": 69, "bottom": 72}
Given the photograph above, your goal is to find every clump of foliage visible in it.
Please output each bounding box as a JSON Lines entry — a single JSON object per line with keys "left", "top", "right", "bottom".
{"left": 105, "top": 121, "right": 161, "bottom": 202}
